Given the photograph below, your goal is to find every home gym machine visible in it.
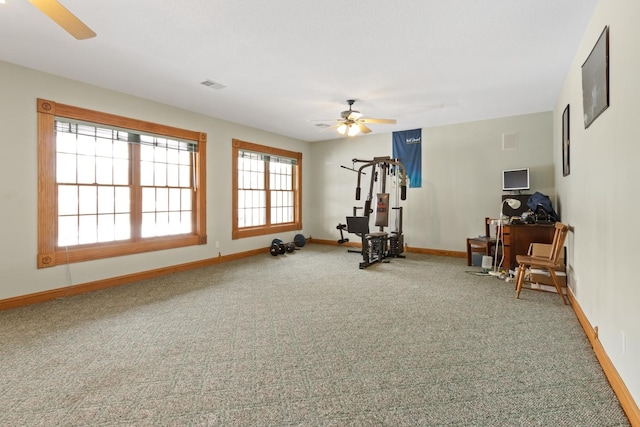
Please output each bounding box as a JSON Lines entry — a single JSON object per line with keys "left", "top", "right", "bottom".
{"left": 345, "top": 156, "right": 408, "bottom": 269}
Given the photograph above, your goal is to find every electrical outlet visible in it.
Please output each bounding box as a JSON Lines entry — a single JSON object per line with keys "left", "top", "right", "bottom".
{"left": 215, "top": 241, "right": 219, "bottom": 248}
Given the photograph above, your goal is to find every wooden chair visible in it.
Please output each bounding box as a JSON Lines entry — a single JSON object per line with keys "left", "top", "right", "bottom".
{"left": 466, "top": 217, "right": 496, "bottom": 266}
{"left": 514, "top": 222, "right": 569, "bottom": 304}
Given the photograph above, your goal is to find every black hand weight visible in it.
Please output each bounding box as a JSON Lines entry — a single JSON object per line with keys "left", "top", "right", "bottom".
{"left": 269, "top": 242, "right": 280, "bottom": 256}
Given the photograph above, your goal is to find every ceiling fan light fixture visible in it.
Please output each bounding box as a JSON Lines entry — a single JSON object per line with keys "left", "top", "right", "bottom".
{"left": 320, "top": 100, "right": 395, "bottom": 137}
{"left": 347, "top": 123, "right": 360, "bottom": 137}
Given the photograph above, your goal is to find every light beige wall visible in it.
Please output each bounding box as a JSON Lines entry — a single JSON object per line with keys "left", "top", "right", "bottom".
{"left": 309, "top": 112, "right": 554, "bottom": 251}
{"left": 0, "top": 61, "right": 311, "bottom": 300}
{"left": 555, "top": 0, "right": 640, "bottom": 404}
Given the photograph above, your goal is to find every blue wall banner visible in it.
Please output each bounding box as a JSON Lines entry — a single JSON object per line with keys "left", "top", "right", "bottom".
{"left": 392, "top": 128, "right": 422, "bottom": 188}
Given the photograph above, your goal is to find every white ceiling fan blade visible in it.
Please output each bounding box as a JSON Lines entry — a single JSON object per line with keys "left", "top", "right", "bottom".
{"left": 326, "top": 122, "right": 344, "bottom": 130}
{"left": 358, "top": 123, "right": 372, "bottom": 134}
{"left": 359, "top": 118, "right": 397, "bottom": 125}
{"left": 28, "top": 0, "right": 96, "bottom": 40}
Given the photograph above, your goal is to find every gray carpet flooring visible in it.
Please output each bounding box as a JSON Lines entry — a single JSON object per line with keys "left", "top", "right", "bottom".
{"left": 0, "top": 244, "right": 630, "bottom": 426}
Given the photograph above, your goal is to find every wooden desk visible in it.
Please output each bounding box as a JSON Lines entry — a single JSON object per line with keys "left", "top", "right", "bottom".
{"left": 502, "top": 223, "right": 555, "bottom": 270}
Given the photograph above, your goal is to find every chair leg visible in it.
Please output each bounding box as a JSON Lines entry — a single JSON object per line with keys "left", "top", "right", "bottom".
{"left": 515, "top": 264, "right": 526, "bottom": 299}
{"left": 548, "top": 269, "right": 568, "bottom": 305}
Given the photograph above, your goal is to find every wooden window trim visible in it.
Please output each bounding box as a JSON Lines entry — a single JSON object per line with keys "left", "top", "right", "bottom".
{"left": 37, "top": 99, "right": 207, "bottom": 268}
{"left": 232, "top": 139, "right": 302, "bottom": 239}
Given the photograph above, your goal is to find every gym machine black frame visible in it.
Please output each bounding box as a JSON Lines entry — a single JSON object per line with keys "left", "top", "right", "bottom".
{"left": 345, "top": 156, "right": 408, "bottom": 269}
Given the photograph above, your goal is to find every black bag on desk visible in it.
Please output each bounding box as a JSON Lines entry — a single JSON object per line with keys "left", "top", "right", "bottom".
{"left": 527, "top": 192, "right": 559, "bottom": 222}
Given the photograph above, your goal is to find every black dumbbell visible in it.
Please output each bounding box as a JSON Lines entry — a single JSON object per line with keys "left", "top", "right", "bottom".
{"left": 271, "top": 237, "right": 306, "bottom": 256}
{"left": 270, "top": 239, "right": 286, "bottom": 256}
{"left": 269, "top": 242, "right": 280, "bottom": 256}
{"left": 270, "top": 238, "right": 300, "bottom": 256}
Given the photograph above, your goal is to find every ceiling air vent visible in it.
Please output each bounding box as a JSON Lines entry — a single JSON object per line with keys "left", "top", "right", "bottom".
{"left": 200, "top": 80, "right": 226, "bottom": 90}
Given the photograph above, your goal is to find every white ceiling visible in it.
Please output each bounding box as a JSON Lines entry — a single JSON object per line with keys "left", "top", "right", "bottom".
{"left": 0, "top": 0, "right": 598, "bottom": 142}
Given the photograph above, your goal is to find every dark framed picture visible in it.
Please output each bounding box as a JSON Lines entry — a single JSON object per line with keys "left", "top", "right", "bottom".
{"left": 562, "top": 104, "right": 570, "bottom": 176}
{"left": 581, "top": 25, "right": 609, "bottom": 129}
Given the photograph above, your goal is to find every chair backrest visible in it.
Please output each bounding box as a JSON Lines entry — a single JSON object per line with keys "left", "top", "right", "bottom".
{"left": 484, "top": 217, "right": 495, "bottom": 238}
{"left": 547, "top": 222, "right": 569, "bottom": 265}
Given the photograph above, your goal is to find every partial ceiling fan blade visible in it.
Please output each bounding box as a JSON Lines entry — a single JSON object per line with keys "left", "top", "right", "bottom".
{"left": 358, "top": 123, "right": 372, "bottom": 134}
{"left": 325, "top": 122, "right": 344, "bottom": 130}
{"left": 359, "top": 118, "right": 397, "bottom": 125}
{"left": 28, "top": 0, "right": 96, "bottom": 40}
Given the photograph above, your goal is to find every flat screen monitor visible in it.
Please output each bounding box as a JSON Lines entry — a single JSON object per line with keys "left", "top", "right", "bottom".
{"left": 502, "top": 168, "right": 529, "bottom": 191}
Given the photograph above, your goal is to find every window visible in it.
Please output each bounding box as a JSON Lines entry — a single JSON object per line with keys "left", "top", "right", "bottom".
{"left": 37, "top": 99, "right": 207, "bottom": 268}
{"left": 232, "top": 139, "right": 302, "bottom": 239}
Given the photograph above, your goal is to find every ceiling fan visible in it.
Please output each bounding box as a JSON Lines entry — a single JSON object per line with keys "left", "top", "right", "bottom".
{"left": 28, "top": 0, "right": 96, "bottom": 40}
{"left": 322, "top": 100, "right": 397, "bottom": 137}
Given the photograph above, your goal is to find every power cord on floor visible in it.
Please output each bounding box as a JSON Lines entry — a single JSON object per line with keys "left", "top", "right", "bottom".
{"left": 55, "top": 245, "right": 73, "bottom": 300}
{"left": 65, "top": 245, "right": 72, "bottom": 286}
{"left": 465, "top": 270, "right": 493, "bottom": 276}
{"left": 466, "top": 269, "right": 515, "bottom": 281}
